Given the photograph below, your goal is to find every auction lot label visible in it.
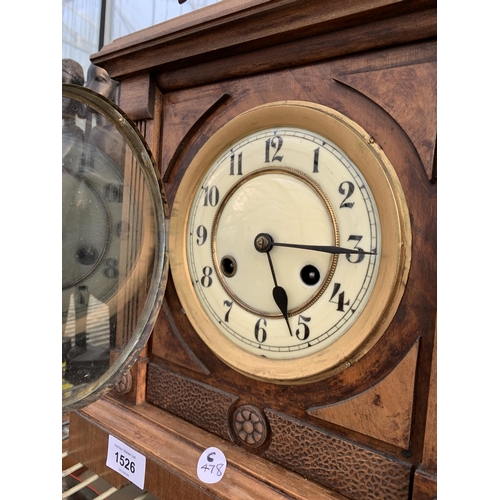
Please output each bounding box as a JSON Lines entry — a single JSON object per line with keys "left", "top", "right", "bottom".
{"left": 106, "top": 434, "right": 146, "bottom": 489}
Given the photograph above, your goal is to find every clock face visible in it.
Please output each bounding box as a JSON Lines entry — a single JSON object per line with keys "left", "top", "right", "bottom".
{"left": 187, "top": 128, "right": 381, "bottom": 358}
{"left": 170, "top": 101, "right": 410, "bottom": 383}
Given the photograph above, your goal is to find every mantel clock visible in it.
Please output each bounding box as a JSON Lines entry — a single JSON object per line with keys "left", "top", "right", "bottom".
{"left": 65, "top": 2, "right": 437, "bottom": 500}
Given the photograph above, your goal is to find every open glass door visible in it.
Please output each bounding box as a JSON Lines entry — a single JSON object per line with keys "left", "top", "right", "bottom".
{"left": 62, "top": 84, "right": 168, "bottom": 412}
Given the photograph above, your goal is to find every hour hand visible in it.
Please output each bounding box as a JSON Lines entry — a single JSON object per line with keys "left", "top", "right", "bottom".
{"left": 267, "top": 253, "right": 293, "bottom": 336}
{"left": 254, "top": 233, "right": 293, "bottom": 336}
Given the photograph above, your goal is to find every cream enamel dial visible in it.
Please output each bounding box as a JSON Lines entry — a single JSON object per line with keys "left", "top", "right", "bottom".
{"left": 188, "top": 134, "right": 379, "bottom": 354}
{"left": 170, "top": 102, "right": 411, "bottom": 383}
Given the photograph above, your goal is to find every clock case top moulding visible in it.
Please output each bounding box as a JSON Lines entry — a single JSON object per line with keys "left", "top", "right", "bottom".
{"left": 69, "top": 2, "right": 437, "bottom": 500}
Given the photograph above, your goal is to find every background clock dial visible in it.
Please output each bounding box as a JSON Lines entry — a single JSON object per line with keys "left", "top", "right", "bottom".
{"left": 62, "top": 145, "right": 130, "bottom": 321}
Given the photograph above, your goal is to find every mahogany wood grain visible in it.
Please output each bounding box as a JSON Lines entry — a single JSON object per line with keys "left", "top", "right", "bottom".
{"left": 333, "top": 59, "right": 437, "bottom": 182}
{"left": 155, "top": 10, "right": 436, "bottom": 92}
{"left": 421, "top": 327, "right": 437, "bottom": 474}
{"left": 411, "top": 325, "right": 437, "bottom": 499}
{"left": 412, "top": 467, "right": 437, "bottom": 500}
{"left": 151, "top": 294, "right": 210, "bottom": 375}
{"left": 119, "top": 74, "right": 155, "bottom": 121}
{"left": 93, "top": 0, "right": 421, "bottom": 79}
{"left": 161, "top": 90, "right": 230, "bottom": 181}
{"left": 307, "top": 340, "right": 420, "bottom": 449}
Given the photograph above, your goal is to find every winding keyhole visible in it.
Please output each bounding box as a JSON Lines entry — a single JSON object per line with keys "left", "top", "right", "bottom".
{"left": 221, "top": 256, "right": 237, "bottom": 277}
{"left": 300, "top": 265, "right": 320, "bottom": 286}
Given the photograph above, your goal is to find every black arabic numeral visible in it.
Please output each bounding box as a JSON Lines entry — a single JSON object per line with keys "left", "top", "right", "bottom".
{"left": 200, "top": 266, "right": 213, "bottom": 287}
{"left": 339, "top": 181, "right": 355, "bottom": 208}
{"left": 346, "top": 235, "right": 365, "bottom": 264}
{"left": 196, "top": 225, "right": 207, "bottom": 246}
{"left": 312, "top": 147, "right": 320, "bottom": 173}
{"left": 265, "top": 135, "right": 284, "bottom": 162}
{"left": 223, "top": 300, "right": 233, "bottom": 322}
{"left": 254, "top": 318, "right": 267, "bottom": 343}
{"left": 329, "top": 283, "right": 350, "bottom": 312}
{"left": 230, "top": 152, "right": 243, "bottom": 175}
{"left": 295, "top": 315, "right": 311, "bottom": 341}
{"left": 203, "top": 186, "right": 219, "bottom": 207}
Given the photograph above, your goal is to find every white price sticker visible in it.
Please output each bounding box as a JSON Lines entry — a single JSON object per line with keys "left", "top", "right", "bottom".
{"left": 106, "top": 435, "right": 146, "bottom": 490}
{"left": 196, "top": 447, "right": 227, "bottom": 484}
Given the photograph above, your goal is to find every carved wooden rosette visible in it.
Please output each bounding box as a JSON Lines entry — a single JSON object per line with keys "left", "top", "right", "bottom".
{"left": 113, "top": 370, "right": 132, "bottom": 395}
{"left": 232, "top": 405, "right": 269, "bottom": 449}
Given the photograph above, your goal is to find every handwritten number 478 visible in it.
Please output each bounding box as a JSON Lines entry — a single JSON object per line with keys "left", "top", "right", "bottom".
{"left": 200, "top": 463, "right": 224, "bottom": 476}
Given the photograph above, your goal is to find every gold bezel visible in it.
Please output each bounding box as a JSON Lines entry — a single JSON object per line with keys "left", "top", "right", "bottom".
{"left": 170, "top": 101, "right": 411, "bottom": 384}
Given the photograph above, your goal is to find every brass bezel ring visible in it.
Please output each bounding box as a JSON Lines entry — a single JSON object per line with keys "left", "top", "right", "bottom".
{"left": 210, "top": 166, "right": 339, "bottom": 318}
{"left": 169, "top": 100, "right": 411, "bottom": 384}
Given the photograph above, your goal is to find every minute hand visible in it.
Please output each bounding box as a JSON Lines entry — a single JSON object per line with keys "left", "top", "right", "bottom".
{"left": 272, "top": 242, "right": 377, "bottom": 256}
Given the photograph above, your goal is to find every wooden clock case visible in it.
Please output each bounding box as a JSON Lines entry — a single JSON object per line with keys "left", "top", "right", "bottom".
{"left": 68, "top": 1, "right": 437, "bottom": 499}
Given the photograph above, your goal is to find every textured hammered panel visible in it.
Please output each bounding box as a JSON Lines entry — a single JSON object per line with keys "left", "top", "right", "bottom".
{"left": 263, "top": 409, "right": 411, "bottom": 500}
{"left": 147, "top": 363, "right": 239, "bottom": 441}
